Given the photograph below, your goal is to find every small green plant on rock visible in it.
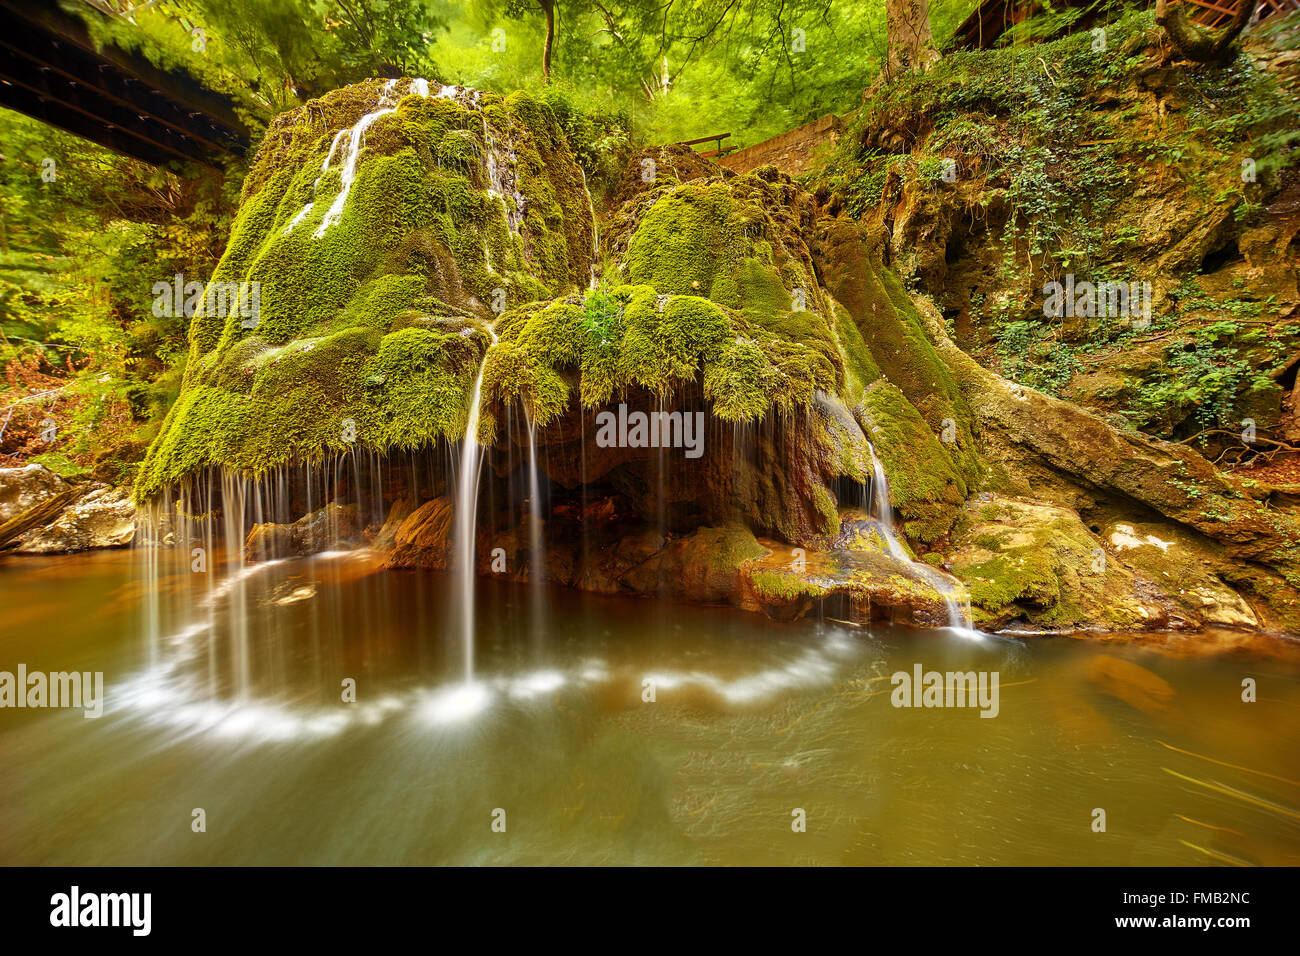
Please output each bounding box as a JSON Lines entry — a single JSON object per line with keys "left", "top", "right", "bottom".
{"left": 581, "top": 282, "right": 622, "bottom": 357}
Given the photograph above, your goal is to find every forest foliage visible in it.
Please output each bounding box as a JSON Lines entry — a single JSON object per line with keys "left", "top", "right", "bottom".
{"left": 2, "top": 0, "right": 1288, "bottom": 483}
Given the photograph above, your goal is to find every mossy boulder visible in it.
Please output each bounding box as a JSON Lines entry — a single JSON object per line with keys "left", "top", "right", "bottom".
{"left": 740, "top": 536, "right": 952, "bottom": 625}
{"left": 948, "top": 495, "right": 1172, "bottom": 630}
{"left": 1101, "top": 519, "right": 1259, "bottom": 629}
{"left": 137, "top": 80, "right": 595, "bottom": 498}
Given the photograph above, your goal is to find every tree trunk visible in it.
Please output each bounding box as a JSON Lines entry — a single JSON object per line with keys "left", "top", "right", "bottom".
{"left": 885, "top": 0, "right": 941, "bottom": 78}
{"left": 540, "top": 0, "right": 554, "bottom": 81}
{"left": 1155, "top": 0, "right": 1256, "bottom": 64}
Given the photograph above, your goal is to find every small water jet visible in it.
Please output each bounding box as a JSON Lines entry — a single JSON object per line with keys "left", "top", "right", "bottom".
{"left": 864, "top": 439, "right": 980, "bottom": 638}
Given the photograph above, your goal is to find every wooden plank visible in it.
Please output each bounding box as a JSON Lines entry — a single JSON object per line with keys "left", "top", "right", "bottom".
{"left": 0, "top": 23, "right": 243, "bottom": 156}
{"left": 679, "top": 133, "right": 731, "bottom": 147}
{"left": 0, "top": 78, "right": 197, "bottom": 167}
{"left": 0, "top": 45, "right": 220, "bottom": 166}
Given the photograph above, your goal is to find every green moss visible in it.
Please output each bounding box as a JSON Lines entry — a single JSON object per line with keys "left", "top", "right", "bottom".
{"left": 949, "top": 498, "right": 1157, "bottom": 629}
{"left": 481, "top": 282, "right": 835, "bottom": 427}
{"left": 361, "top": 326, "right": 482, "bottom": 448}
{"left": 859, "top": 380, "right": 965, "bottom": 542}
{"left": 138, "top": 81, "right": 594, "bottom": 499}
{"left": 750, "top": 569, "right": 829, "bottom": 601}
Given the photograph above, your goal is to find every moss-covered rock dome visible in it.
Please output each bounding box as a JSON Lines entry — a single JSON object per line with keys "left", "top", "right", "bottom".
{"left": 137, "top": 79, "right": 595, "bottom": 497}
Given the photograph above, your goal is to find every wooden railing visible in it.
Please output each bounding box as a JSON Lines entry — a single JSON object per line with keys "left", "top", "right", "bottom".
{"left": 679, "top": 132, "right": 736, "bottom": 159}
{"left": 1182, "top": 0, "right": 1300, "bottom": 28}
{"left": 954, "top": 0, "right": 1300, "bottom": 51}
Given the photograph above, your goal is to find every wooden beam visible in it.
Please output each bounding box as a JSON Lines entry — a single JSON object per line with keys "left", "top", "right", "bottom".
{"left": 0, "top": 0, "right": 247, "bottom": 137}
{"left": 0, "top": 25, "right": 242, "bottom": 156}
{"left": 0, "top": 78, "right": 193, "bottom": 167}
{"left": 679, "top": 132, "right": 732, "bottom": 147}
{"left": 0, "top": 46, "right": 219, "bottom": 167}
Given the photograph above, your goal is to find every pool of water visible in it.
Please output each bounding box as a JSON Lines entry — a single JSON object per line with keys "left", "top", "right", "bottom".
{"left": 2, "top": 549, "right": 1298, "bottom": 865}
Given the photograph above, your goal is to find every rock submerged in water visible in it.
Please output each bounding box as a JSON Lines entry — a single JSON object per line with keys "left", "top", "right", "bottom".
{"left": 246, "top": 502, "right": 363, "bottom": 560}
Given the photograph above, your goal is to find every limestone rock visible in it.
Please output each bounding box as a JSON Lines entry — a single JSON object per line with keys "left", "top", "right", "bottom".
{"left": 245, "top": 502, "right": 362, "bottom": 560}
{"left": 1102, "top": 520, "right": 1258, "bottom": 629}
{"left": 948, "top": 494, "right": 1171, "bottom": 631}
{"left": 15, "top": 486, "right": 136, "bottom": 553}
{"left": 384, "top": 497, "right": 455, "bottom": 570}
{"left": 740, "top": 536, "right": 953, "bottom": 626}
{"left": 0, "top": 464, "right": 69, "bottom": 524}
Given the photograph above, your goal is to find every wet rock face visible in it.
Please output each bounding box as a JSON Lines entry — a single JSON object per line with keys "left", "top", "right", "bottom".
{"left": 374, "top": 488, "right": 953, "bottom": 627}
{"left": 946, "top": 493, "right": 1270, "bottom": 633}
{"left": 383, "top": 497, "right": 454, "bottom": 570}
{"left": 912, "top": 294, "right": 1300, "bottom": 632}
{"left": 245, "top": 502, "right": 362, "bottom": 560}
{"left": 1101, "top": 520, "right": 1259, "bottom": 630}
{"left": 948, "top": 495, "right": 1174, "bottom": 631}
{"left": 14, "top": 486, "right": 136, "bottom": 554}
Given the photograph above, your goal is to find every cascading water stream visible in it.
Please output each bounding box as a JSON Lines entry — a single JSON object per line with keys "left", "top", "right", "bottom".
{"left": 314, "top": 80, "right": 402, "bottom": 237}
{"left": 524, "top": 413, "right": 546, "bottom": 645}
{"left": 863, "top": 440, "right": 980, "bottom": 638}
{"left": 453, "top": 324, "right": 499, "bottom": 681}
{"left": 292, "top": 78, "right": 451, "bottom": 238}
{"left": 578, "top": 166, "right": 600, "bottom": 289}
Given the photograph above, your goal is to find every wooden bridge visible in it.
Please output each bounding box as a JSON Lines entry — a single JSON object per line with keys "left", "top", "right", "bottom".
{"left": 953, "top": 0, "right": 1300, "bottom": 50}
{"left": 0, "top": 0, "right": 248, "bottom": 169}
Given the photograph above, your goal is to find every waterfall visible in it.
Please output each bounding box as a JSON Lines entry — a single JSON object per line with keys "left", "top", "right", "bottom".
{"left": 133, "top": 454, "right": 393, "bottom": 713}
{"left": 313, "top": 110, "right": 395, "bottom": 237}
{"left": 282, "top": 202, "right": 313, "bottom": 235}
{"left": 863, "top": 440, "right": 979, "bottom": 638}
{"left": 313, "top": 80, "right": 404, "bottom": 238}
{"left": 578, "top": 166, "right": 600, "bottom": 289}
{"left": 284, "top": 78, "right": 517, "bottom": 242}
{"left": 524, "top": 413, "right": 546, "bottom": 644}
{"left": 452, "top": 324, "right": 499, "bottom": 681}
{"left": 480, "top": 116, "right": 523, "bottom": 233}
{"left": 282, "top": 129, "right": 346, "bottom": 235}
